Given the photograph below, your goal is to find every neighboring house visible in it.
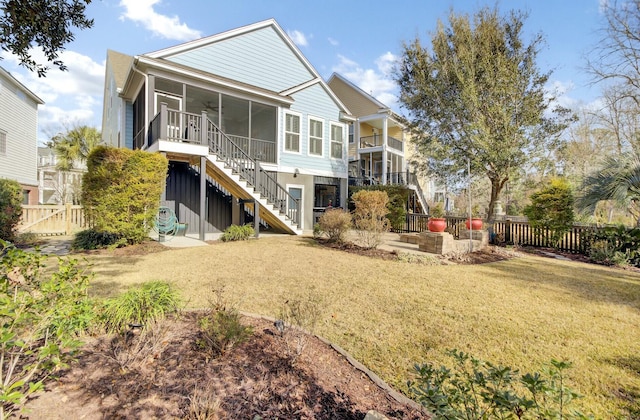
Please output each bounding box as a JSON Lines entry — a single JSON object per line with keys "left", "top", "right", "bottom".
{"left": 0, "top": 66, "right": 44, "bottom": 204}
{"left": 37, "top": 147, "right": 85, "bottom": 204}
{"left": 103, "top": 19, "right": 352, "bottom": 238}
{"left": 327, "top": 73, "right": 428, "bottom": 212}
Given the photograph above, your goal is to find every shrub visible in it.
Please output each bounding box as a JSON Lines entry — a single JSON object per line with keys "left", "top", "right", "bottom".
{"left": 352, "top": 190, "right": 390, "bottom": 249}
{"left": 276, "top": 289, "right": 323, "bottom": 364}
{"left": 0, "top": 178, "right": 23, "bottom": 242}
{"left": 317, "top": 208, "right": 352, "bottom": 243}
{"left": 100, "top": 281, "right": 181, "bottom": 334}
{"left": 523, "top": 178, "right": 575, "bottom": 248}
{"left": 408, "top": 349, "right": 590, "bottom": 419}
{"left": 82, "top": 146, "right": 168, "bottom": 245}
{"left": 220, "top": 224, "right": 255, "bottom": 242}
{"left": 349, "top": 184, "right": 408, "bottom": 230}
{"left": 72, "top": 228, "right": 126, "bottom": 250}
{"left": 0, "top": 240, "right": 95, "bottom": 418}
{"left": 196, "top": 287, "right": 253, "bottom": 357}
{"left": 584, "top": 225, "right": 640, "bottom": 267}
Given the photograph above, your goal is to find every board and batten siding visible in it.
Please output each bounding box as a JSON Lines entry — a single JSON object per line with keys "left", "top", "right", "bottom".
{"left": 165, "top": 27, "right": 314, "bottom": 93}
{"left": 280, "top": 83, "right": 348, "bottom": 176}
{"left": 0, "top": 72, "right": 39, "bottom": 187}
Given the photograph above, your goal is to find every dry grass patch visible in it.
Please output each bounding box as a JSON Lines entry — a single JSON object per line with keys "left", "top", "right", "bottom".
{"left": 83, "top": 235, "right": 640, "bottom": 418}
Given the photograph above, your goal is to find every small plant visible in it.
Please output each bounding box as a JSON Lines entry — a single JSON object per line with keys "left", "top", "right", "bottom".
{"left": 313, "top": 223, "right": 323, "bottom": 239}
{"left": 276, "top": 289, "right": 323, "bottom": 365}
{"left": 12, "top": 232, "right": 43, "bottom": 248}
{"left": 429, "top": 202, "right": 445, "bottom": 218}
{"left": 100, "top": 281, "right": 181, "bottom": 334}
{"left": 352, "top": 190, "right": 390, "bottom": 249}
{"left": 197, "top": 287, "right": 253, "bottom": 357}
{"left": 187, "top": 385, "right": 221, "bottom": 420}
{"left": 317, "top": 208, "right": 352, "bottom": 243}
{"left": 396, "top": 252, "right": 441, "bottom": 265}
{"left": 408, "top": 349, "right": 591, "bottom": 419}
{"left": 220, "top": 224, "right": 255, "bottom": 242}
{"left": 104, "top": 319, "right": 170, "bottom": 372}
{"left": 0, "top": 178, "right": 23, "bottom": 242}
{"left": 523, "top": 178, "right": 575, "bottom": 248}
{"left": 0, "top": 240, "right": 95, "bottom": 418}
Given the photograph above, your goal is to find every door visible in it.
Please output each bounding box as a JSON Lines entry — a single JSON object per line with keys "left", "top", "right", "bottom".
{"left": 155, "top": 92, "right": 183, "bottom": 139}
{"left": 288, "top": 186, "right": 303, "bottom": 229}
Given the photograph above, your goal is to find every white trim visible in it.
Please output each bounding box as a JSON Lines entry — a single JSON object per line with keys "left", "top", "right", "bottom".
{"left": 283, "top": 110, "right": 302, "bottom": 154}
{"left": 307, "top": 115, "right": 324, "bottom": 157}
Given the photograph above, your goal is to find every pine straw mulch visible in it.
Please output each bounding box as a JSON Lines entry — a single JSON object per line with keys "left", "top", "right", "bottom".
{"left": 23, "top": 314, "right": 426, "bottom": 419}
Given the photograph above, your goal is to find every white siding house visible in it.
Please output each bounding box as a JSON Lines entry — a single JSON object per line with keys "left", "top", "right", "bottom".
{"left": 102, "top": 19, "right": 353, "bottom": 237}
{"left": 0, "top": 67, "right": 44, "bottom": 204}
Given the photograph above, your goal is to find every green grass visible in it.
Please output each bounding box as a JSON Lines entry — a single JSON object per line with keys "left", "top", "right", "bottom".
{"left": 84, "top": 236, "right": 640, "bottom": 418}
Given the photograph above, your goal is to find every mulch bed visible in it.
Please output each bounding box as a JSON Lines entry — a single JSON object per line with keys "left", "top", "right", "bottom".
{"left": 23, "top": 314, "right": 425, "bottom": 419}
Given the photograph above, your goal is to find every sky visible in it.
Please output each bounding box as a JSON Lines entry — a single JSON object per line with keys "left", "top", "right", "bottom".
{"left": 0, "top": 0, "right": 608, "bottom": 144}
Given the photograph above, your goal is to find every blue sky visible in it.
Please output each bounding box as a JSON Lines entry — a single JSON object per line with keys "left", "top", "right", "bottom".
{"left": 0, "top": 0, "right": 607, "bottom": 144}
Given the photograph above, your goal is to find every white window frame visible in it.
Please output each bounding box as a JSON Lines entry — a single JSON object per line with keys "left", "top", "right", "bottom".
{"left": 308, "top": 116, "right": 324, "bottom": 157}
{"left": 284, "top": 111, "right": 301, "bottom": 153}
{"left": 330, "top": 122, "right": 344, "bottom": 159}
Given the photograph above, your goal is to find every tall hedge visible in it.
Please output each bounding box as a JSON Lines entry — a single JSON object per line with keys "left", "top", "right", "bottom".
{"left": 0, "top": 178, "right": 23, "bottom": 241}
{"left": 523, "top": 178, "right": 575, "bottom": 247}
{"left": 81, "top": 146, "right": 168, "bottom": 244}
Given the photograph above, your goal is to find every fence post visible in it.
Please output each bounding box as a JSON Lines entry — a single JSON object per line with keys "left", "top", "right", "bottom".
{"left": 65, "top": 203, "right": 72, "bottom": 235}
{"left": 505, "top": 219, "right": 512, "bottom": 244}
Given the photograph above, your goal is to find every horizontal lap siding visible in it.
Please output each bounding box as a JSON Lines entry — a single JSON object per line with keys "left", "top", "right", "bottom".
{"left": 0, "top": 73, "right": 39, "bottom": 186}
{"left": 280, "top": 83, "right": 348, "bottom": 176}
{"left": 166, "top": 27, "right": 313, "bottom": 92}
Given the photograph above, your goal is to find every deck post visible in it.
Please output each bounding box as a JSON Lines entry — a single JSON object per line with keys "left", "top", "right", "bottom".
{"left": 200, "top": 155, "right": 206, "bottom": 241}
{"left": 254, "top": 200, "right": 260, "bottom": 238}
{"left": 159, "top": 102, "right": 168, "bottom": 140}
{"left": 200, "top": 111, "right": 208, "bottom": 146}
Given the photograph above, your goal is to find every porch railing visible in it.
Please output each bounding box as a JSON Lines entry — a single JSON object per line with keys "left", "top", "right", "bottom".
{"left": 359, "top": 135, "right": 403, "bottom": 151}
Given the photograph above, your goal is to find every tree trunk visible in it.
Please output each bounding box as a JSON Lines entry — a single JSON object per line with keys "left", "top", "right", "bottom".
{"left": 487, "top": 176, "right": 508, "bottom": 224}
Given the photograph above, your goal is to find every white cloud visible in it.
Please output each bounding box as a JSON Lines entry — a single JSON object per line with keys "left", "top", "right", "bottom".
{"left": 328, "top": 37, "right": 339, "bottom": 46}
{"left": 548, "top": 79, "right": 579, "bottom": 110}
{"left": 119, "top": 0, "right": 201, "bottom": 41}
{"left": 287, "top": 30, "right": 309, "bottom": 47}
{"left": 332, "top": 53, "right": 399, "bottom": 109}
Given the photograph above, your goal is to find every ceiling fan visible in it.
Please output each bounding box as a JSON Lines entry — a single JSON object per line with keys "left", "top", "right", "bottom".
{"left": 201, "top": 101, "right": 220, "bottom": 112}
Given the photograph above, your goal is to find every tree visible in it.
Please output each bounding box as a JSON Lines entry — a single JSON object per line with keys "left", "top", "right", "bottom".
{"left": 577, "top": 155, "right": 640, "bottom": 226}
{"left": 586, "top": 0, "right": 640, "bottom": 106}
{"left": 523, "top": 178, "right": 575, "bottom": 247}
{"left": 396, "top": 7, "right": 574, "bottom": 222}
{"left": 0, "top": 0, "right": 93, "bottom": 76}
{"left": 47, "top": 125, "right": 101, "bottom": 203}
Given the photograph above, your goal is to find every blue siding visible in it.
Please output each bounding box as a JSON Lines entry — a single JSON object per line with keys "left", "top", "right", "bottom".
{"left": 125, "top": 102, "right": 133, "bottom": 149}
{"left": 166, "top": 27, "right": 313, "bottom": 92}
{"left": 280, "top": 83, "right": 347, "bottom": 175}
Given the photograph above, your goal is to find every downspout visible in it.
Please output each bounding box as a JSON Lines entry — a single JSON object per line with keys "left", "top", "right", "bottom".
{"left": 129, "top": 58, "right": 149, "bottom": 148}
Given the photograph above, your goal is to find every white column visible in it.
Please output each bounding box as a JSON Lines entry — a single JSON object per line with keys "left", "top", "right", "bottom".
{"left": 381, "top": 118, "right": 388, "bottom": 185}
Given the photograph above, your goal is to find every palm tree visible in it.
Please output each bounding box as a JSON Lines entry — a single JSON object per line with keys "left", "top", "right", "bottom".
{"left": 47, "top": 125, "right": 102, "bottom": 203}
{"left": 577, "top": 155, "right": 640, "bottom": 225}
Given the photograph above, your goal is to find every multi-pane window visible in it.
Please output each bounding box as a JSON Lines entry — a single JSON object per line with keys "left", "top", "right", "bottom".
{"left": 0, "top": 131, "right": 6, "bottom": 156}
{"left": 330, "top": 123, "right": 343, "bottom": 159}
{"left": 285, "top": 113, "right": 300, "bottom": 152}
{"left": 309, "top": 118, "right": 323, "bottom": 156}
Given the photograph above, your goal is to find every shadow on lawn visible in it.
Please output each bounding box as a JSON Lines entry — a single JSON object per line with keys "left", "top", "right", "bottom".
{"left": 478, "top": 255, "right": 640, "bottom": 309}
{"left": 604, "top": 355, "right": 640, "bottom": 418}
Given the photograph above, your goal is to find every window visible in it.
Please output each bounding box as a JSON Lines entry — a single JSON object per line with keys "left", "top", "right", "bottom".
{"left": 330, "top": 123, "right": 343, "bottom": 159}
{"left": 309, "top": 118, "right": 323, "bottom": 156}
{"left": 284, "top": 112, "right": 300, "bottom": 152}
{"left": 348, "top": 123, "right": 354, "bottom": 143}
{"left": 0, "top": 131, "right": 6, "bottom": 156}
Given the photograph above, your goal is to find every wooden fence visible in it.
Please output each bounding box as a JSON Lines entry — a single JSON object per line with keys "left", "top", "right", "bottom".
{"left": 19, "top": 204, "right": 87, "bottom": 235}
{"left": 396, "top": 213, "right": 600, "bottom": 254}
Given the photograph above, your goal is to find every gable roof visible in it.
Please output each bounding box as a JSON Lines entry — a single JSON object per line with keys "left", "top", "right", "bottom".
{"left": 106, "top": 49, "right": 133, "bottom": 90}
{"left": 0, "top": 66, "right": 44, "bottom": 105}
{"left": 141, "top": 19, "right": 351, "bottom": 116}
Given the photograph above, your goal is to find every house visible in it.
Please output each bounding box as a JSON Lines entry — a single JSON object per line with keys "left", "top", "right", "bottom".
{"left": 326, "top": 73, "right": 427, "bottom": 212}
{"left": 37, "top": 146, "right": 85, "bottom": 204}
{"left": 102, "top": 19, "right": 353, "bottom": 238}
{"left": 0, "top": 66, "right": 44, "bottom": 204}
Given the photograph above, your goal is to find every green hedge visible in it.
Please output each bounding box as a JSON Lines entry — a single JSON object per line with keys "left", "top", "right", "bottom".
{"left": 0, "top": 178, "right": 23, "bottom": 242}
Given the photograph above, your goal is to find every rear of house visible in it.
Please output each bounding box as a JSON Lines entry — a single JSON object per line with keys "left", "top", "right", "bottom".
{"left": 102, "top": 19, "right": 352, "bottom": 238}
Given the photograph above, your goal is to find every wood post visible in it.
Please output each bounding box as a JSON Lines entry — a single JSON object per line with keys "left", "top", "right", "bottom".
{"left": 65, "top": 203, "right": 72, "bottom": 235}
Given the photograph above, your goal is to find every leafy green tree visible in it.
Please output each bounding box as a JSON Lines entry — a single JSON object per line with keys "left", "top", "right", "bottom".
{"left": 0, "top": 178, "right": 22, "bottom": 241}
{"left": 577, "top": 155, "right": 640, "bottom": 226}
{"left": 524, "top": 178, "right": 575, "bottom": 247}
{"left": 396, "top": 7, "right": 574, "bottom": 221}
{"left": 81, "top": 146, "right": 168, "bottom": 245}
{"left": 0, "top": 0, "right": 94, "bottom": 76}
{"left": 48, "top": 125, "right": 102, "bottom": 203}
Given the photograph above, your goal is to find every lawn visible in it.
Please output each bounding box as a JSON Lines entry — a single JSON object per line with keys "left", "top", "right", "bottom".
{"left": 84, "top": 235, "right": 640, "bottom": 418}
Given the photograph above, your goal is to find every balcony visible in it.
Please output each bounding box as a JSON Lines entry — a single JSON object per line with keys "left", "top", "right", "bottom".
{"left": 359, "top": 135, "right": 403, "bottom": 152}
{"left": 348, "top": 171, "right": 418, "bottom": 187}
